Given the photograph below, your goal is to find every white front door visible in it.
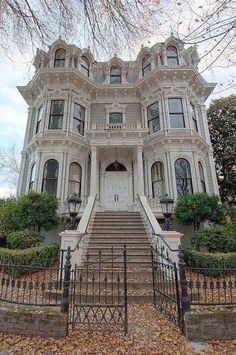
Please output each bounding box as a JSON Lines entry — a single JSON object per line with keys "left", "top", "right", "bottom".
{"left": 104, "top": 172, "right": 128, "bottom": 211}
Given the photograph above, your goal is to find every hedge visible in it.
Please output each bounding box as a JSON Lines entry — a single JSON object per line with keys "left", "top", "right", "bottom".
{"left": 0, "top": 243, "right": 60, "bottom": 276}
{"left": 183, "top": 249, "right": 236, "bottom": 269}
{"left": 6, "top": 230, "right": 44, "bottom": 250}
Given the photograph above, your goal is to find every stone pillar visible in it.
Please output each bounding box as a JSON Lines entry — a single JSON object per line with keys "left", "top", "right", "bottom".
{"left": 90, "top": 146, "right": 97, "bottom": 196}
{"left": 137, "top": 145, "right": 144, "bottom": 196}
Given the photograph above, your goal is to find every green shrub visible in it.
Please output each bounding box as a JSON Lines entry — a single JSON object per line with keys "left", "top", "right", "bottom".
{"left": 0, "top": 243, "right": 60, "bottom": 276}
{"left": 191, "top": 225, "right": 236, "bottom": 253}
{"left": 183, "top": 249, "right": 236, "bottom": 269}
{"left": 0, "top": 197, "right": 18, "bottom": 240}
{"left": 6, "top": 230, "right": 45, "bottom": 249}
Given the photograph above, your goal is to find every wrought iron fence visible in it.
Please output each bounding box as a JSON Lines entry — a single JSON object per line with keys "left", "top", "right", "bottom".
{"left": 71, "top": 246, "right": 128, "bottom": 333}
{"left": 186, "top": 267, "right": 236, "bottom": 306}
{"left": 151, "top": 245, "right": 182, "bottom": 326}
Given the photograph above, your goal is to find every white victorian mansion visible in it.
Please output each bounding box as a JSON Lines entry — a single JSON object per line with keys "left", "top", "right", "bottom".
{"left": 17, "top": 36, "right": 219, "bottom": 231}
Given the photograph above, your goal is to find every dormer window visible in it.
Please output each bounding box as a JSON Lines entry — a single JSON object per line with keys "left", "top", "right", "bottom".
{"left": 142, "top": 54, "right": 151, "bottom": 76}
{"left": 167, "top": 46, "right": 179, "bottom": 66}
{"left": 54, "top": 48, "right": 66, "bottom": 67}
{"left": 81, "top": 56, "right": 90, "bottom": 77}
{"left": 110, "top": 66, "right": 122, "bottom": 84}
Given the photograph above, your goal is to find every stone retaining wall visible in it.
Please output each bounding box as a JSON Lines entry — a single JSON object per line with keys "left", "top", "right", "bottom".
{"left": 185, "top": 307, "right": 236, "bottom": 341}
{"left": 0, "top": 302, "right": 67, "bottom": 338}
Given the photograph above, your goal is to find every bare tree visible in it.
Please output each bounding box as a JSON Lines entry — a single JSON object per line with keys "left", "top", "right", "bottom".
{"left": 0, "top": 0, "right": 161, "bottom": 56}
{"left": 0, "top": 145, "right": 20, "bottom": 187}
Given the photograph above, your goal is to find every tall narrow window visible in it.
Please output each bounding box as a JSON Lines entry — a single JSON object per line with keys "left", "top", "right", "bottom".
{"left": 69, "top": 162, "right": 82, "bottom": 196}
{"left": 29, "top": 163, "right": 36, "bottom": 191}
{"left": 110, "top": 66, "right": 122, "bottom": 84}
{"left": 147, "top": 102, "right": 160, "bottom": 133}
{"left": 54, "top": 48, "right": 66, "bottom": 67}
{"left": 167, "top": 46, "right": 179, "bottom": 66}
{"left": 198, "top": 162, "right": 206, "bottom": 192}
{"left": 81, "top": 56, "right": 90, "bottom": 77}
{"left": 49, "top": 100, "right": 64, "bottom": 129}
{"left": 35, "top": 106, "right": 43, "bottom": 134}
{"left": 109, "top": 113, "right": 123, "bottom": 123}
{"left": 190, "top": 103, "right": 198, "bottom": 132}
{"left": 168, "top": 98, "right": 185, "bottom": 128}
{"left": 175, "top": 158, "right": 193, "bottom": 196}
{"left": 42, "top": 159, "right": 59, "bottom": 195}
{"left": 151, "top": 162, "right": 165, "bottom": 198}
{"left": 142, "top": 54, "right": 151, "bottom": 76}
{"left": 73, "top": 103, "right": 85, "bottom": 135}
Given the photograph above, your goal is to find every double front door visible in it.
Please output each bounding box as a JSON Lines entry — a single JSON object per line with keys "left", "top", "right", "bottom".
{"left": 104, "top": 172, "right": 129, "bottom": 211}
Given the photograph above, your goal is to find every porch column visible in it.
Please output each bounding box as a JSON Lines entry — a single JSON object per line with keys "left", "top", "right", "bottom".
{"left": 90, "top": 146, "right": 97, "bottom": 196}
{"left": 137, "top": 145, "right": 144, "bottom": 196}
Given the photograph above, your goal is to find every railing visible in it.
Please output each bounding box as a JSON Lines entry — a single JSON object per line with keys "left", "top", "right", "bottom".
{"left": 91, "top": 123, "right": 142, "bottom": 131}
{"left": 137, "top": 194, "right": 179, "bottom": 262}
{"left": 186, "top": 266, "right": 236, "bottom": 306}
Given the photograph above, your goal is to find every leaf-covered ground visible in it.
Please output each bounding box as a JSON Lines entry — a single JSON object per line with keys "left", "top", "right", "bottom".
{"left": 0, "top": 304, "right": 236, "bottom": 354}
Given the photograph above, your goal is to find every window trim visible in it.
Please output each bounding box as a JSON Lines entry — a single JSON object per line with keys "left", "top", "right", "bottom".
{"left": 174, "top": 158, "right": 193, "bottom": 196}
{"left": 54, "top": 48, "right": 66, "bottom": 68}
{"left": 147, "top": 101, "right": 160, "bottom": 133}
{"left": 42, "top": 159, "right": 59, "bottom": 196}
{"left": 48, "top": 100, "right": 64, "bottom": 130}
{"left": 168, "top": 98, "right": 185, "bottom": 128}
{"left": 110, "top": 66, "right": 122, "bottom": 84}
{"left": 142, "top": 54, "right": 151, "bottom": 76}
{"left": 166, "top": 46, "right": 179, "bottom": 66}
{"left": 81, "top": 56, "right": 90, "bottom": 77}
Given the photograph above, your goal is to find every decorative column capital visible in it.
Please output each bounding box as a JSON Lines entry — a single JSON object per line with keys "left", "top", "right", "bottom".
{"left": 137, "top": 145, "right": 143, "bottom": 153}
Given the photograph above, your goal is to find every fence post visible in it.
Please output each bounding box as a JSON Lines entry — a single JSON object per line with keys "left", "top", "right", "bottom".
{"left": 61, "top": 246, "right": 72, "bottom": 314}
{"left": 178, "top": 248, "right": 190, "bottom": 319}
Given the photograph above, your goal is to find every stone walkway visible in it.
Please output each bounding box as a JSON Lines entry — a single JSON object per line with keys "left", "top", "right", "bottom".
{"left": 0, "top": 304, "right": 236, "bottom": 354}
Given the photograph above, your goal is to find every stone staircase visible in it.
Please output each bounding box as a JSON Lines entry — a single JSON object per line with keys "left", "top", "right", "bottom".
{"left": 84, "top": 211, "right": 153, "bottom": 303}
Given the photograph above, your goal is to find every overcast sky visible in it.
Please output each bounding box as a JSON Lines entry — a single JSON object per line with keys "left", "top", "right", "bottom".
{"left": 0, "top": 33, "right": 235, "bottom": 197}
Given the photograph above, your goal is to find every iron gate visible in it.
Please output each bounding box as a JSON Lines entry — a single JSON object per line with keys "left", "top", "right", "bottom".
{"left": 71, "top": 246, "right": 128, "bottom": 332}
{"left": 151, "top": 245, "right": 182, "bottom": 327}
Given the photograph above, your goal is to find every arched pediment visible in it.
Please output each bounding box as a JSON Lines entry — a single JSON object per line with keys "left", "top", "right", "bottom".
{"left": 48, "top": 38, "right": 67, "bottom": 55}
{"left": 81, "top": 48, "right": 95, "bottom": 63}
{"left": 106, "top": 161, "right": 127, "bottom": 171}
{"left": 165, "top": 35, "right": 183, "bottom": 51}
{"left": 136, "top": 46, "right": 151, "bottom": 63}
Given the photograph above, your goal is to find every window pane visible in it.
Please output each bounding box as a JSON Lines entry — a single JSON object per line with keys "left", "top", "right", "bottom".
{"left": 167, "top": 57, "right": 178, "bottom": 66}
{"left": 148, "top": 102, "right": 159, "bottom": 120}
{"left": 170, "top": 114, "right": 185, "bottom": 128}
{"left": 168, "top": 98, "right": 183, "bottom": 113}
{"left": 151, "top": 162, "right": 165, "bottom": 197}
{"left": 109, "top": 113, "right": 123, "bottom": 123}
{"left": 110, "top": 75, "right": 122, "bottom": 84}
{"left": 167, "top": 46, "right": 177, "bottom": 57}
{"left": 190, "top": 103, "right": 198, "bottom": 131}
{"left": 69, "top": 163, "right": 81, "bottom": 196}
{"left": 150, "top": 118, "right": 160, "bottom": 132}
{"left": 81, "top": 56, "right": 89, "bottom": 69}
{"left": 175, "top": 159, "right": 193, "bottom": 196}
{"left": 142, "top": 55, "right": 151, "bottom": 68}
{"left": 49, "top": 115, "right": 63, "bottom": 129}
{"left": 51, "top": 101, "right": 64, "bottom": 115}
{"left": 111, "top": 67, "right": 121, "bottom": 76}
{"left": 55, "top": 49, "right": 65, "bottom": 60}
{"left": 74, "top": 104, "right": 85, "bottom": 121}
{"left": 44, "top": 161, "right": 58, "bottom": 179}
{"left": 43, "top": 180, "right": 58, "bottom": 194}
{"left": 73, "top": 118, "right": 84, "bottom": 135}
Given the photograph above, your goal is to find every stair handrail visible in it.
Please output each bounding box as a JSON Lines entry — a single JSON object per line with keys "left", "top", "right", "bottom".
{"left": 137, "top": 194, "right": 179, "bottom": 262}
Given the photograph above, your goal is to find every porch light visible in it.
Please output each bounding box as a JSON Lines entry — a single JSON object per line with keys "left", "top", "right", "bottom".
{"left": 160, "top": 193, "right": 174, "bottom": 231}
{"left": 67, "top": 194, "right": 81, "bottom": 230}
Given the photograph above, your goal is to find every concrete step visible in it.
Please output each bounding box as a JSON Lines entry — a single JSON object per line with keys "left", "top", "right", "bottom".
{"left": 91, "top": 223, "right": 145, "bottom": 227}
{"left": 72, "top": 281, "right": 153, "bottom": 291}
{"left": 87, "top": 247, "right": 151, "bottom": 254}
{"left": 84, "top": 261, "right": 152, "bottom": 268}
{"left": 86, "top": 254, "right": 151, "bottom": 261}
{"left": 90, "top": 231, "right": 148, "bottom": 235}
{"left": 88, "top": 242, "right": 150, "bottom": 248}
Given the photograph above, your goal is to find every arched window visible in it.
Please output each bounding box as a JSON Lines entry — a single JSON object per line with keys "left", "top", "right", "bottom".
{"left": 147, "top": 102, "right": 160, "bottom": 133}
{"left": 106, "top": 161, "right": 126, "bottom": 171}
{"left": 54, "top": 48, "right": 66, "bottom": 67}
{"left": 198, "top": 162, "right": 206, "bottom": 193}
{"left": 42, "top": 159, "right": 59, "bottom": 195}
{"left": 151, "top": 162, "right": 165, "bottom": 198}
{"left": 29, "top": 163, "right": 36, "bottom": 191}
{"left": 81, "top": 56, "right": 90, "bottom": 77}
{"left": 175, "top": 158, "right": 193, "bottom": 196}
{"left": 69, "top": 162, "right": 82, "bottom": 196}
{"left": 167, "top": 46, "right": 179, "bottom": 66}
{"left": 110, "top": 66, "right": 122, "bottom": 84}
{"left": 142, "top": 54, "right": 151, "bottom": 76}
